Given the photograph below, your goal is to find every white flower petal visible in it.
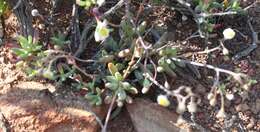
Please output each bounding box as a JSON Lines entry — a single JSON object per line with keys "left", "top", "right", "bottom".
{"left": 97, "top": 0, "right": 105, "bottom": 7}
{"left": 94, "top": 19, "right": 110, "bottom": 42}
{"left": 223, "top": 28, "right": 236, "bottom": 40}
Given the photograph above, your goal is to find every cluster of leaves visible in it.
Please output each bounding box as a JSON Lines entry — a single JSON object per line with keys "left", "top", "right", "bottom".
{"left": 0, "top": 0, "right": 7, "bottom": 15}
{"left": 11, "top": 0, "right": 256, "bottom": 113}
{"left": 193, "top": 0, "right": 243, "bottom": 36}
{"left": 83, "top": 81, "right": 103, "bottom": 105}
{"left": 194, "top": 0, "right": 242, "bottom": 12}
{"left": 12, "top": 35, "right": 107, "bottom": 106}
{"left": 51, "top": 33, "right": 70, "bottom": 50}
{"left": 13, "top": 36, "right": 46, "bottom": 78}
{"left": 157, "top": 47, "right": 179, "bottom": 77}
{"left": 13, "top": 35, "right": 74, "bottom": 81}
{"left": 76, "top": 0, "right": 105, "bottom": 9}
{"left": 105, "top": 63, "right": 138, "bottom": 107}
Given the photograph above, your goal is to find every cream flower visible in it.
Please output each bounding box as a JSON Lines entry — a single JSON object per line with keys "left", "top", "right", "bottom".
{"left": 95, "top": 19, "right": 110, "bottom": 42}
{"left": 97, "top": 0, "right": 105, "bottom": 6}
{"left": 223, "top": 28, "right": 236, "bottom": 40}
{"left": 157, "top": 95, "right": 170, "bottom": 107}
{"left": 225, "top": 93, "right": 234, "bottom": 100}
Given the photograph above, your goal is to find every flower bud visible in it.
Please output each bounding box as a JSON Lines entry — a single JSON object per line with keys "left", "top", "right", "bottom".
{"left": 104, "top": 95, "right": 112, "bottom": 104}
{"left": 225, "top": 93, "right": 234, "bottom": 100}
{"left": 117, "top": 100, "right": 124, "bottom": 107}
{"left": 31, "top": 9, "right": 40, "bottom": 17}
{"left": 157, "top": 95, "right": 170, "bottom": 107}
{"left": 141, "top": 87, "right": 150, "bottom": 94}
{"left": 118, "top": 49, "right": 131, "bottom": 58}
{"left": 126, "top": 96, "right": 133, "bottom": 104}
{"left": 223, "top": 28, "right": 236, "bottom": 40}
{"left": 157, "top": 66, "right": 164, "bottom": 72}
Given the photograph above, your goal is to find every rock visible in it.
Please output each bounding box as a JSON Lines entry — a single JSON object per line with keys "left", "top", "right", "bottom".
{"left": 252, "top": 99, "right": 260, "bottom": 115}
{"left": 0, "top": 81, "right": 108, "bottom": 132}
{"left": 246, "top": 118, "right": 255, "bottom": 129}
{"left": 224, "top": 100, "right": 231, "bottom": 107}
{"left": 126, "top": 98, "right": 183, "bottom": 132}
{"left": 195, "top": 84, "right": 206, "bottom": 94}
{"left": 235, "top": 103, "right": 249, "bottom": 112}
{"left": 234, "top": 96, "right": 242, "bottom": 105}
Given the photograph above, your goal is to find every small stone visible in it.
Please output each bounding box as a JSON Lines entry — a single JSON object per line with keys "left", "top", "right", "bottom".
{"left": 177, "top": 23, "right": 182, "bottom": 28}
{"left": 0, "top": 71, "right": 4, "bottom": 78}
{"left": 246, "top": 118, "right": 255, "bottom": 129}
{"left": 195, "top": 85, "right": 206, "bottom": 94}
{"left": 127, "top": 98, "right": 181, "bottom": 132}
{"left": 31, "top": 9, "right": 40, "bottom": 17}
{"left": 224, "top": 100, "right": 231, "bottom": 107}
{"left": 256, "top": 99, "right": 260, "bottom": 112}
{"left": 234, "top": 96, "right": 242, "bottom": 105}
{"left": 181, "top": 15, "right": 188, "bottom": 21}
{"left": 235, "top": 103, "right": 249, "bottom": 112}
{"left": 240, "top": 91, "right": 249, "bottom": 101}
{"left": 0, "top": 57, "right": 4, "bottom": 63}
{"left": 38, "top": 24, "right": 45, "bottom": 30}
{"left": 230, "top": 107, "right": 236, "bottom": 114}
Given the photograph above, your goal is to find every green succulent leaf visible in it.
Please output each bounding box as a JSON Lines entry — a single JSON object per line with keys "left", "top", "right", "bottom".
{"left": 105, "top": 82, "right": 118, "bottom": 90}
{"left": 120, "top": 19, "right": 134, "bottom": 38}
{"left": 122, "top": 82, "right": 131, "bottom": 89}
{"left": 18, "top": 36, "right": 30, "bottom": 50}
{"left": 209, "top": 2, "right": 223, "bottom": 9}
{"left": 106, "top": 76, "right": 118, "bottom": 84}
{"left": 95, "top": 96, "right": 102, "bottom": 105}
{"left": 134, "top": 71, "right": 144, "bottom": 80}
{"left": 143, "top": 78, "right": 151, "bottom": 88}
{"left": 12, "top": 48, "right": 29, "bottom": 59}
{"left": 117, "top": 89, "right": 127, "bottom": 101}
{"left": 108, "top": 63, "right": 118, "bottom": 76}
{"left": 126, "top": 87, "right": 138, "bottom": 94}
{"left": 115, "top": 72, "right": 123, "bottom": 81}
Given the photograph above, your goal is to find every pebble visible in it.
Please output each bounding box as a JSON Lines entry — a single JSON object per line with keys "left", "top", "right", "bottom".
{"left": 240, "top": 91, "right": 249, "bottom": 101}
{"left": 246, "top": 118, "right": 255, "bottom": 129}
{"left": 234, "top": 95, "right": 242, "bottom": 105}
{"left": 224, "top": 100, "right": 231, "bottom": 107}
{"left": 254, "top": 99, "right": 260, "bottom": 114}
{"left": 0, "top": 71, "right": 4, "bottom": 78}
{"left": 235, "top": 103, "right": 249, "bottom": 112}
{"left": 0, "top": 57, "right": 4, "bottom": 63}
{"left": 177, "top": 23, "right": 182, "bottom": 28}
{"left": 195, "top": 84, "right": 206, "bottom": 94}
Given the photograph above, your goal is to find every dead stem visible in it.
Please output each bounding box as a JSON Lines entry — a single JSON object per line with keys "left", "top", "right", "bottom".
{"left": 102, "top": 93, "right": 117, "bottom": 132}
